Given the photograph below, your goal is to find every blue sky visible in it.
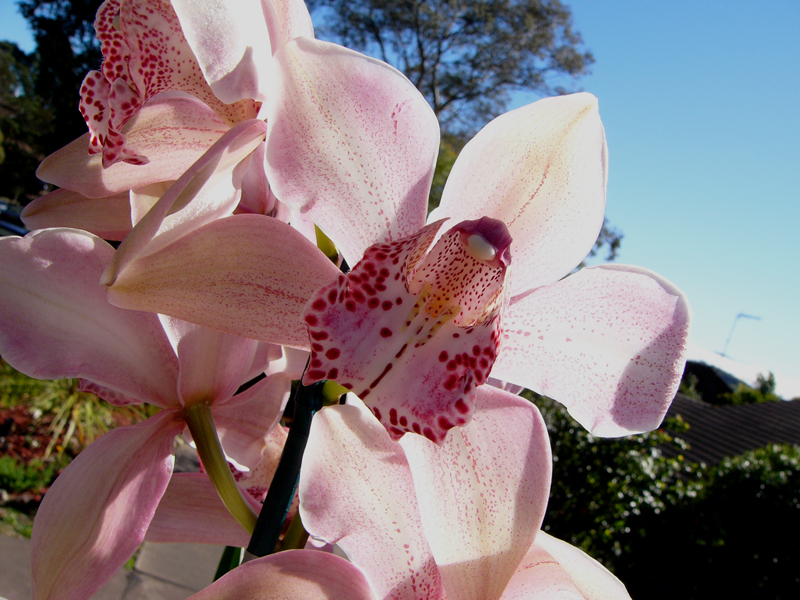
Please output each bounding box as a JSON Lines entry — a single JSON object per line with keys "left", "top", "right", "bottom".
{"left": 2, "top": 0, "right": 799, "bottom": 394}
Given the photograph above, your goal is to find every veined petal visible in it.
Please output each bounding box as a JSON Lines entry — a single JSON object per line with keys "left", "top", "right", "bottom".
{"left": 107, "top": 214, "right": 340, "bottom": 348}
{"left": 0, "top": 229, "right": 179, "bottom": 408}
{"left": 185, "top": 551, "right": 375, "bottom": 600}
{"left": 37, "top": 95, "right": 229, "bottom": 198}
{"left": 264, "top": 36, "right": 438, "bottom": 265}
{"left": 145, "top": 473, "right": 252, "bottom": 547}
{"left": 493, "top": 264, "right": 691, "bottom": 436}
{"left": 213, "top": 373, "right": 290, "bottom": 470}
{"left": 300, "top": 403, "right": 446, "bottom": 600}
{"left": 432, "top": 93, "right": 607, "bottom": 295}
{"left": 501, "top": 532, "right": 631, "bottom": 600}
{"left": 302, "top": 220, "right": 509, "bottom": 444}
{"left": 171, "top": 0, "right": 272, "bottom": 104}
{"left": 101, "top": 118, "right": 267, "bottom": 286}
{"left": 262, "top": 0, "right": 315, "bottom": 51}
{"left": 399, "top": 386, "right": 552, "bottom": 600}
{"left": 158, "top": 316, "right": 261, "bottom": 407}
{"left": 21, "top": 188, "right": 132, "bottom": 241}
{"left": 31, "top": 410, "right": 183, "bottom": 600}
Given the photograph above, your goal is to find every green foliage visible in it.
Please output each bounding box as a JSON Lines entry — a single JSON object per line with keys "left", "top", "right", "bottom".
{"left": 723, "top": 372, "right": 781, "bottom": 404}
{"left": 309, "top": 0, "right": 593, "bottom": 136}
{"left": 0, "top": 40, "right": 53, "bottom": 202}
{"left": 1, "top": 359, "right": 152, "bottom": 455}
{"left": 678, "top": 371, "right": 702, "bottom": 400}
{"left": 616, "top": 444, "right": 800, "bottom": 599}
{"left": 0, "top": 455, "right": 62, "bottom": 494}
{"left": 529, "top": 393, "right": 702, "bottom": 566}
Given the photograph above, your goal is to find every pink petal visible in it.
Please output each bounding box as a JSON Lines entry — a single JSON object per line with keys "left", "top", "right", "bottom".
{"left": 107, "top": 214, "right": 340, "bottom": 348}
{"left": 302, "top": 220, "right": 509, "bottom": 444}
{"left": 37, "top": 95, "right": 229, "bottom": 198}
{"left": 262, "top": 0, "right": 315, "bottom": 51}
{"left": 171, "top": 0, "right": 273, "bottom": 103}
{"left": 101, "top": 118, "right": 267, "bottom": 286}
{"left": 185, "top": 550, "right": 375, "bottom": 600}
{"left": 213, "top": 373, "right": 291, "bottom": 470}
{"left": 432, "top": 93, "right": 608, "bottom": 296}
{"left": 493, "top": 264, "right": 691, "bottom": 436}
{"left": 31, "top": 410, "right": 183, "bottom": 600}
{"left": 300, "top": 403, "right": 446, "bottom": 600}
{"left": 399, "top": 386, "right": 552, "bottom": 600}
{"left": 0, "top": 229, "right": 179, "bottom": 408}
{"left": 20, "top": 188, "right": 132, "bottom": 241}
{"left": 501, "top": 532, "right": 630, "bottom": 599}
{"left": 158, "top": 316, "right": 262, "bottom": 407}
{"left": 264, "top": 37, "right": 438, "bottom": 265}
{"left": 145, "top": 473, "right": 251, "bottom": 547}
{"left": 232, "top": 423, "right": 288, "bottom": 502}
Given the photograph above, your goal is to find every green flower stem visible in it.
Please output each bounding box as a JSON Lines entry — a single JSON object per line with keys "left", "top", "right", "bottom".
{"left": 280, "top": 511, "right": 310, "bottom": 552}
{"left": 247, "top": 380, "right": 325, "bottom": 557}
{"left": 183, "top": 402, "right": 258, "bottom": 534}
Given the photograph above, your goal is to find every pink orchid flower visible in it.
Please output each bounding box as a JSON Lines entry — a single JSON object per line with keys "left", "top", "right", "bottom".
{"left": 296, "top": 385, "right": 630, "bottom": 600}
{"left": 0, "top": 228, "right": 294, "bottom": 600}
{"left": 23, "top": 0, "right": 314, "bottom": 239}
{"left": 104, "top": 34, "right": 690, "bottom": 444}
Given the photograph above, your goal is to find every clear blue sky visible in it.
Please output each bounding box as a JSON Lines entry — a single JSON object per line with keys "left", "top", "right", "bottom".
{"left": 2, "top": 0, "right": 798, "bottom": 390}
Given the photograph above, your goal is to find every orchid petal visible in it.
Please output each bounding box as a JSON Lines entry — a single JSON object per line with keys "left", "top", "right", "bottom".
{"left": 31, "top": 410, "right": 183, "bottom": 600}
{"left": 264, "top": 36, "right": 438, "bottom": 265}
{"left": 432, "top": 93, "right": 607, "bottom": 295}
{"left": 300, "top": 403, "right": 446, "bottom": 600}
{"left": 37, "top": 95, "right": 229, "bottom": 198}
{"left": 20, "top": 188, "right": 132, "bottom": 240}
{"left": 157, "top": 316, "right": 261, "bottom": 407}
{"left": 213, "top": 373, "right": 290, "bottom": 470}
{"left": 0, "top": 229, "right": 179, "bottom": 408}
{"left": 399, "top": 386, "right": 552, "bottom": 600}
{"left": 233, "top": 423, "right": 288, "bottom": 502}
{"left": 493, "top": 264, "right": 691, "bottom": 436}
{"left": 84, "top": 0, "right": 259, "bottom": 166}
{"left": 262, "top": 0, "right": 315, "bottom": 51}
{"left": 171, "top": 0, "right": 272, "bottom": 104}
{"left": 107, "top": 214, "right": 340, "bottom": 348}
{"left": 501, "top": 532, "right": 630, "bottom": 599}
{"left": 145, "top": 473, "right": 251, "bottom": 547}
{"left": 101, "top": 118, "right": 267, "bottom": 286}
{"left": 185, "top": 550, "right": 375, "bottom": 600}
{"left": 265, "top": 346, "right": 310, "bottom": 380}
{"left": 302, "top": 220, "right": 508, "bottom": 444}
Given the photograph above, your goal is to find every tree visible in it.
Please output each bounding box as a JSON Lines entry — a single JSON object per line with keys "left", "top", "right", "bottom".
{"left": 308, "top": 0, "right": 594, "bottom": 136}
{"left": 0, "top": 41, "right": 53, "bottom": 202}
{"left": 17, "top": 0, "right": 103, "bottom": 155}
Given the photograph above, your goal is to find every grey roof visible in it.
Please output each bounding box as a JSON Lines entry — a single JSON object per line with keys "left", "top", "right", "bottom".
{"left": 663, "top": 393, "right": 800, "bottom": 465}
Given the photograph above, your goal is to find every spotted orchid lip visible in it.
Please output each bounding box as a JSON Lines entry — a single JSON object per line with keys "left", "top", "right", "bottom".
{"left": 301, "top": 217, "right": 512, "bottom": 444}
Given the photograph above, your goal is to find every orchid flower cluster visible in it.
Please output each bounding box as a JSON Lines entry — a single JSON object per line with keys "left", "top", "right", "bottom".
{"left": 0, "top": 0, "right": 691, "bottom": 599}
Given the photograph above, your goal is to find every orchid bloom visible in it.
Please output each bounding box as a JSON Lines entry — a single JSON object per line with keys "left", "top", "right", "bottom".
{"left": 22, "top": 0, "right": 314, "bottom": 241}
{"left": 0, "top": 228, "right": 295, "bottom": 600}
{"left": 296, "top": 385, "right": 630, "bottom": 600}
{"left": 104, "top": 35, "right": 690, "bottom": 445}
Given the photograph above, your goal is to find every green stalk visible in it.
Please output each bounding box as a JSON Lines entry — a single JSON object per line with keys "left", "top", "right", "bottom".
{"left": 183, "top": 402, "right": 258, "bottom": 534}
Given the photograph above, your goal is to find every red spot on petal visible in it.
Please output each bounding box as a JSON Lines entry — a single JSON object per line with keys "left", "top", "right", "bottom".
{"left": 380, "top": 328, "right": 393, "bottom": 338}
{"left": 310, "top": 330, "right": 329, "bottom": 341}
{"left": 389, "top": 408, "right": 398, "bottom": 425}
{"left": 439, "top": 351, "right": 449, "bottom": 362}
{"left": 455, "top": 398, "right": 470, "bottom": 414}
{"left": 325, "top": 348, "right": 340, "bottom": 360}
{"left": 304, "top": 314, "right": 318, "bottom": 326}
{"left": 327, "top": 368, "right": 338, "bottom": 379}
{"left": 312, "top": 298, "right": 326, "bottom": 311}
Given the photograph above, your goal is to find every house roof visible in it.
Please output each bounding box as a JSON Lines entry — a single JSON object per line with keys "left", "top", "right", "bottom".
{"left": 663, "top": 393, "right": 800, "bottom": 465}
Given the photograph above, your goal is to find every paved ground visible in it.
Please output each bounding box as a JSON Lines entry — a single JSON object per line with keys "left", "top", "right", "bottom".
{"left": 0, "top": 535, "right": 224, "bottom": 600}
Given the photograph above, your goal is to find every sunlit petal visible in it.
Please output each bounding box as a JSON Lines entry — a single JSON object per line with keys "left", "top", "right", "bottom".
{"left": 21, "top": 188, "right": 132, "bottom": 241}
{"left": 185, "top": 550, "right": 375, "bottom": 600}
{"left": 300, "top": 403, "right": 445, "bottom": 600}
{"left": 432, "top": 93, "right": 607, "bottom": 295}
{"left": 493, "top": 264, "right": 691, "bottom": 436}
{"left": 399, "top": 386, "right": 552, "bottom": 600}
{"left": 37, "top": 95, "right": 229, "bottom": 198}
{"left": 145, "top": 473, "right": 252, "bottom": 547}
{"left": 31, "top": 411, "right": 183, "bottom": 600}
{"left": 501, "top": 532, "right": 631, "bottom": 599}
{"left": 107, "top": 214, "right": 340, "bottom": 348}
{"left": 264, "top": 36, "right": 438, "bottom": 265}
{"left": 0, "top": 229, "right": 179, "bottom": 408}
